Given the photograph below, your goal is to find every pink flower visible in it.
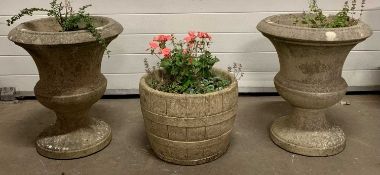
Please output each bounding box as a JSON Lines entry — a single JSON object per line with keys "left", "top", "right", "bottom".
{"left": 188, "top": 31, "right": 196, "bottom": 38}
{"left": 153, "top": 35, "right": 160, "bottom": 41}
{"left": 182, "top": 49, "right": 188, "bottom": 54}
{"left": 184, "top": 31, "right": 197, "bottom": 43}
{"left": 154, "top": 35, "right": 172, "bottom": 42}
{"left": 161, "top": 48, "right": 171, "bottom": 57}
{"left": 149, "top": 41, "right": 159, "bottom": 49}
{"left": 197, "top": 32, "right": 205, "bottom": 38}
{"left": 197, "top": 32, "right": 211, "bottom": 39}
{"left": 206, "top": 33, "right": 212, "bottom": 39}
{"left": 165, "top": 35, "right": 173, "bottom": 41}
{"left": 184, "top": 36, "right": 193, "bottom": 43}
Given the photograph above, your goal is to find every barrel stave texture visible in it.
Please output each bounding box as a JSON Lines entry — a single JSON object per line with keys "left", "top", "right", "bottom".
{"left": 140, "top": 69, "right": 238, "bottom": 165}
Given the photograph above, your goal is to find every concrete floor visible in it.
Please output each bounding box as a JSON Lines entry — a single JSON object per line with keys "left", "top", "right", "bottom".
{"left": 0, "top": 95, "right": 379, "bottom": 175}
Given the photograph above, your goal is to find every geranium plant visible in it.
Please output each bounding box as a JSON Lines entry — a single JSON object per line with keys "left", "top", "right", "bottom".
{"left": 144, "top": 32, "right": 232, "bottom": 94}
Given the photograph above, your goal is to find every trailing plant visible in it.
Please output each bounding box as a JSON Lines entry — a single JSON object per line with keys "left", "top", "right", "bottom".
{"left": 6, "top": 0, "right": 111, "bottom": 57}
{"left": 228, "top": 63, "right": 244, "bottom": 81}
{"left": 144, "top": 32, "right": 233, "bottom": 94}
{"left": 297, "top": 0, "right": 366, "bottom": 28}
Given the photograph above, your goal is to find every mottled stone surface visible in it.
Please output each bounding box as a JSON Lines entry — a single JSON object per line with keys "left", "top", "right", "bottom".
{"left": 139, "top": 69, "right": 238, "bottom": 165}
{"left": 257, "top": 14, "right": 372, "bottom": 156}
{"left": 0, "top": 96, "right": 379, "bottom": 174}
{"left": 7, "top": 16, "right": 123, "bottom": 159}
{"left": 0, "top": 87, "right": 16, "bottom": 101}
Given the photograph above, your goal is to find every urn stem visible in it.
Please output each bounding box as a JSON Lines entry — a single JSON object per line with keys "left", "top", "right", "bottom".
{"left": 55, "top": 110, "right": 91, "bottom": 132}
{"left": 288, "top": 107, "right": 331, "bottom": 131}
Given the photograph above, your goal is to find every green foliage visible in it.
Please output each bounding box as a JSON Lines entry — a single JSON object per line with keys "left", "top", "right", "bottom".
{"left": 7, "top": 0, "right": 110, "bottom": 57}
{"left": 144, "top": 32, "right": 231, "bottom": 94}
{"left": 299, "top": 0, "right": 366, "bottom": 28}
{"left": 148, "top": 74, "right": 230, "bottom": 94}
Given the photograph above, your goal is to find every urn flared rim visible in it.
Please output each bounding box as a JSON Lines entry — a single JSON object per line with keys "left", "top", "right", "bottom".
{"left": 139, "top": 68, "right": 238, "bottom": 98}
{"left": 8, "top": 16, "right": 123, "bottom": 45}
{"left": 257, "top": 13, "right": 372, "bottom": 43}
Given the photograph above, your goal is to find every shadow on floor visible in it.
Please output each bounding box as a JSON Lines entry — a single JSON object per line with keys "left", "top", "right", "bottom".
{"left": 237, "top": 98, "right": 291, "bottom": 130}
{"left": 7, "top": 107, "right": 52, "bottom": 147}
{"left": 90, "top": 101, "right": 152, "bottom": 154}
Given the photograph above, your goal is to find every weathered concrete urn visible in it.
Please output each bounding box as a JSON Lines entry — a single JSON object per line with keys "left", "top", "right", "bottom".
{"left": 8, "top": 17, "right": 123, "bottom": 159}
{"left": 139, "top": 69, "right": 238, "bottom": 165}
{"left": 257, "top": 14, "right": 372, "bottom": 156}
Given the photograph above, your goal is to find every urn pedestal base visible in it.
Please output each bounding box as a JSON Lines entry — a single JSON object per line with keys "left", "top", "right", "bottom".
{"left": 270, "top": 115, "right": 345, "bottom": 156}
{"left": 36, "top": 118, "right": 112, "bottom": 159}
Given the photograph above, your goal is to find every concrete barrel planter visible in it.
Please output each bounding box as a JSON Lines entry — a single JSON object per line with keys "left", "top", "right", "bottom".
{"left": 257, "top": 14, "right": 372, "bottom": 156}
{"left": 139, "top": 69, "right": 238, "bottom": 165}
{"left": 8, "top": 17, "right": 123, "bottom": 159}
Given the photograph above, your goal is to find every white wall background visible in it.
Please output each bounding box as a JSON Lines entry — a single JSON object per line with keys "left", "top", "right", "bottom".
{"left": 0, "top": 0, "right": 379, "bottom": 95}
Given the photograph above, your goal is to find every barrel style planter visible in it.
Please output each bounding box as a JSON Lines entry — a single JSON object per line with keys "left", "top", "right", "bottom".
{"left": 8, "top": 17, "right": 123, "bottom": 159}
{"left": 257, "top": 14, "right": 372, "bottom": 156}
{"left": 139, "top": 69, "right": 238, "bottom": 165}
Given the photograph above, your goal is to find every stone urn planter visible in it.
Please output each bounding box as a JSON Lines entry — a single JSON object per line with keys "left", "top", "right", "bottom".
{"left": 257, "top": 14, "right": 372, "bottom": 156}
{"left": 8, "top": 17, "right": 123, "bottom": 159}
{"left": 139, "top": 69, "right": 238, "bottom": 165}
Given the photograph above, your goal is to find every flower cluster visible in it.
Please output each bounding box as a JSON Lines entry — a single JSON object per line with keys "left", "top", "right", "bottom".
{"left": 183, "top": 31, "right": 211, "bottom": 43}
{"left": 149, "top": 34, "right": 172, "bottom": 57}
{"left": 148, "top": 31, "right": 212, "bottom": 59}
{"left": 145, "top": 31, "right": 229, "bottom": 94}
